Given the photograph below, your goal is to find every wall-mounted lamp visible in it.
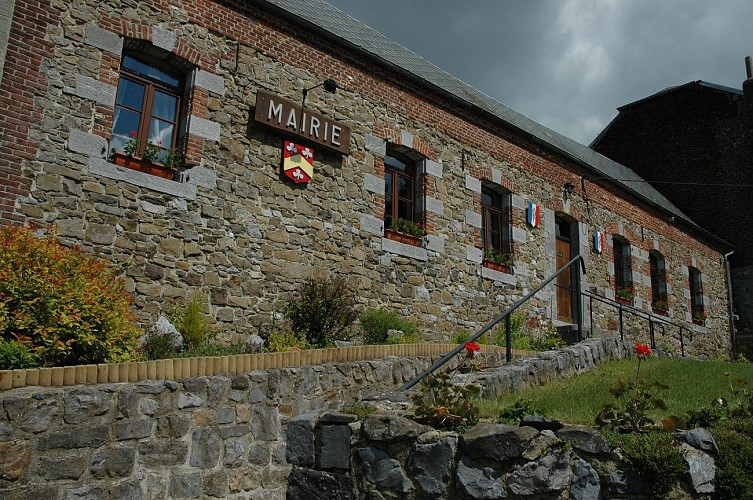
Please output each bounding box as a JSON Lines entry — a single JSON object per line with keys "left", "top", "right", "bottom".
{"left": 564, "top": 182, "right": 575, "bottom": 196}
{"left": 302, "top": 78, "right": 338, "bottom": 107}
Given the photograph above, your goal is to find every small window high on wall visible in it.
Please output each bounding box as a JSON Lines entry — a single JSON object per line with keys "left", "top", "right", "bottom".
{"left": 613, "top": 236, "right": 633, "bottom": 292}
{"left": 110, "top": 53, "right": 185, "bottom": 165}
{"left": 689, "top": 267, "right": 705, "bottom": 322}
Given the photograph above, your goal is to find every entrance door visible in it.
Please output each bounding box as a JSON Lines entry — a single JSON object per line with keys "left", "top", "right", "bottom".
{"left": 555, "top": 218, "right": 574, "bottom": 323}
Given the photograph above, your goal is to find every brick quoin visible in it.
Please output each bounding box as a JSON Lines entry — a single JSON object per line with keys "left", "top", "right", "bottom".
{"left": 0, "top": 0, "right": 62, "bottom": 226}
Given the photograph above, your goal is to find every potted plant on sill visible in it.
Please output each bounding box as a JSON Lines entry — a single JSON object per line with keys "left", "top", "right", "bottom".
{"left": 110, "top": 131, "right": 181, "bottom": 180}
{"left": 692, "top": 310, "right": 707, "bottom": 325}
{"left": 652, "top": 299, "right": 669, "bottom": 316}
{"left": 482, "top": 247, "right": 514, "bottom": 273}
{"left": 385, "top": 217, "right": 426, "bottom": 246}
{"left": 615, "top": 286, "right": 635, "bottom": 305}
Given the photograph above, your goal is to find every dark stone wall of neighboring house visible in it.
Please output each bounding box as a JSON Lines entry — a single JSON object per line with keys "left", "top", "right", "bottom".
{"left": 592, "top": 83, "right": 753, "bottom": 326}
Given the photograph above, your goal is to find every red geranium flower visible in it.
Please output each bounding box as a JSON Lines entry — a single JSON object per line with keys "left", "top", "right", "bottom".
{"left": 130, "top": 130, "right": 138, "bottom": 137}
{"left": 633, "top": 343, "right": 651, "bottom": 359}
{"left": 465, "top": 341, "right": 480, "bottom": 352}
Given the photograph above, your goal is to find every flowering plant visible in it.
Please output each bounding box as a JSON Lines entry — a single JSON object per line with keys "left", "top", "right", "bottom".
{"left": 652, "top": 299, "right": 669, "bottom": 312}
{"left": 596, "top": 342, "right": 672, "bottom": 433}
{"left": 411, "top": 340, "right": 481, "bottom": 429}
{"left": 693, "top": 310, "right": 707, "bottom": 323}
{"left": 615, "top": 286, "right": 635, "bottom": 301}
{"left": 390, "top": 217, "right": 426, "bottom": 238}
{"left": 483, "top": 247, "right": 514, "bottom": 267}
{"left": 121, "top": 131, "right": 181, "bottom": 169}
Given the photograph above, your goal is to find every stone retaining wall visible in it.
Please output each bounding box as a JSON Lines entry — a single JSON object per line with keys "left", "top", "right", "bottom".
{"left": 288, "top": 413, "right": 718, "bottom": 499}
{"left": 0, "top": 338, "right": 630, "bottom": 498}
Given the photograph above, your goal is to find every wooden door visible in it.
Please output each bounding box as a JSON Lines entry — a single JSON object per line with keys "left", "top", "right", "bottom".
{"left": 556, "top": 237, "right": 573, "bottom": 322}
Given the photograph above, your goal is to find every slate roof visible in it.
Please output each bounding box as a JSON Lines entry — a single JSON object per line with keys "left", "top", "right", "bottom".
{"left": 257, "top": 0, "right": 730, "bottom": 248}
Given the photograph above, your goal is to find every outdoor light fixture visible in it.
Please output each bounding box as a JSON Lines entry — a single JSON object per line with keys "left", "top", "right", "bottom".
{"left": 564, "top": 182, "right": 575, "bottom": 196}
{"left": 302, "top": 78, "right": 338, "bottom": 107}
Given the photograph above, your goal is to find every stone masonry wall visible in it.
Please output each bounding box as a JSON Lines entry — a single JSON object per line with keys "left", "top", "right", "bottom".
{"left": 0, "top": 0, "right": 731, "bottom": 357}
{"left": 0, "top": 338, "right": 630, "bottom": 499}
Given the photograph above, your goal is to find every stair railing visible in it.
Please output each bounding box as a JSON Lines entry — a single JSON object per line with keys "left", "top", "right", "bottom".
{"left": 400, "top": 254, "right": 587, "bottom": 391}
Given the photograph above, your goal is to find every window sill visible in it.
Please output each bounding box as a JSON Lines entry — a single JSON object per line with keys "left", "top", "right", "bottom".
{"left": 111, "top": 152, "right": 177, "bottom": 180}
{"left": 88, "top": 157, "right": 198, "bottom": 200}
{"left": 481, "top": 264, "right": 515, "bottom": 285}
{"left": 384, "top": 229, "right": 423, "bottom": 247}
{"left": 482, "top": 260, "right": 512, "bottom": 274}
{"left": 381, "top": 235, "right": 428, "bottom": 261}
{"left": 652, "top": 309, "right": 669, "bottom": 316}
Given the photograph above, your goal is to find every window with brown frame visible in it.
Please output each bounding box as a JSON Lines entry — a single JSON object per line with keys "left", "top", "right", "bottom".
{"left": 384, "top": 151, "right": 418, "bottom": 230}
{"left": 649, "top": 251, "right": 668, "bottom": 306}
{"left": 110, "top": 53, "right": 184, "bottom": 164}
{"left": 689, "top": 267, "right": 705, "bottom": 320}
{"left": 481, "top": 187, "right": 511, "bottom": 255}
{"left": 613, "top": 236, "right": 633, "bottom": 291}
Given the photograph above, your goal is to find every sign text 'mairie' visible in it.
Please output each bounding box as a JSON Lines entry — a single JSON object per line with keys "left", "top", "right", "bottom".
{"left": 254, "top": 90, "right": 350, "bottom": 155}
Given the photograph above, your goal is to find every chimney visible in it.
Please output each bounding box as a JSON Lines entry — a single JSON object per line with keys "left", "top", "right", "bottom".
{"left": 744, "top": 56, "right": 753, "bottom": 97}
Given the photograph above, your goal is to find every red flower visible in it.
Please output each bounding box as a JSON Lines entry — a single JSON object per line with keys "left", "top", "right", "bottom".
{"left": 464, "top": 341, "right": 480, "bottom": 352}
{"left": 129, "top": 131, "right": 138, "bottom": 137}
{"left": 633, "top": 343, "right": 651, "bottom": 359}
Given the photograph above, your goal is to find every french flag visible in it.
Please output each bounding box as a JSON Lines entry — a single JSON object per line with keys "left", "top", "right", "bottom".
{"left": 594, "top": 231, "right": 605, "bottom": 253}
{"left": 527, "top": 201, "right": 541, "bottom": 228}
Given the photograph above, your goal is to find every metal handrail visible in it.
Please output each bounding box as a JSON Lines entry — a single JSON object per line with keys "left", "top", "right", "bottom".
{"left": 399, "top": 254, "right": 587, "bottom": 391}
{"left": 583, "top": 290, "right": 693, "bottom": 356}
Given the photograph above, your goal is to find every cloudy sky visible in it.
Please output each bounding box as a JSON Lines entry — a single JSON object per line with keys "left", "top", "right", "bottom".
{"left": 326, "top": 0, "right": 753, "bottom": 145}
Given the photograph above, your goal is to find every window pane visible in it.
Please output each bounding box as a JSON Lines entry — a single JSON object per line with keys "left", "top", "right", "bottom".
{"left": 122, "top": 54, "right": 181, "bottom": 87}
{"left": 397, "top": 176, "right": 412, "bottom": 198}
{"left": 384, "top": 171, "right": 393, "bottom": 195}
{"left": 384, "top": 194, "right": 393, "bottom": 222}
{"left": 148, "top": 118, "right": 174, "bottom": 149}
{"left": 384, "top": 154, "right": 408, "bottom": 172}
{"left": 398, "top": 200, "right": 413, "bottom": 221}
{"left": 115, "top": 79, "right": 145, "bottom": 110}
{"left": 152, "top": 90, "right": 178, "bottom": 122}
{"left": 111, "top": 107, "right": 142, "bottom": 154}
{"left": 490, "top": 212, "right": 501, "bottom": 233}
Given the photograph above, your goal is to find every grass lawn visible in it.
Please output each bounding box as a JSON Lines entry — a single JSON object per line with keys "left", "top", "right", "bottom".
{"left": 478, "top": 357, "right": 753, "bottom": 425}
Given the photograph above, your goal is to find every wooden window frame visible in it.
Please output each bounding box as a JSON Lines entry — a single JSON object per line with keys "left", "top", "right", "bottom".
{"left": 613, "top": 237, "right": 633, "bottom": 290}
{"left": 649, "top": 251, "right": 668, "bottom": 305}
{"left": 689, "top": 267, "right": 705, "bottom": 319}
{"left": 481, "top": 187, "right": 512, "bottom": 255}
{"left": 384, "top": 151, "right": 418, "bottom": 230}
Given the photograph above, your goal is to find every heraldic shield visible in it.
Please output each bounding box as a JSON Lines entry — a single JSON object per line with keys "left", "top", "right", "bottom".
{"left": 283, "top": 140, "right": 314, "bottom": 184}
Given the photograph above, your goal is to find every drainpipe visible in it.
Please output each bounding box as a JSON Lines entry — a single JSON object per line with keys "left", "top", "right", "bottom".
{"left": 723, "top": 250, "right": 736, "bottom": 352}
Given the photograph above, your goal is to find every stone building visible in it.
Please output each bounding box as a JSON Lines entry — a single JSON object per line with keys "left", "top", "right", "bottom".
{"left": 591, "top": 74, "right": 752, "bottom": 336}
{"left": 0, "top": 0, "right": 733, "bottom": 356}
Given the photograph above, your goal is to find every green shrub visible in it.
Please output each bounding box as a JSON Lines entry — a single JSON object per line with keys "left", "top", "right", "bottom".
{"left": 0, "top": 225, "right": 140, "bottom": 366}
{"left": 606, "top": 431, "right": 686, "bottom": 498}
{"left": 498, "top": 398, "right": 543, "bottom": 424}
{"left": 341, "top": 403, "right": 378, "bottom": 420}
{"left": 451, "top": 330, "right": 489, "bottom": 345}
{"left": 0, "top": 339, "right": 39, "bottom": 369}
{"left": 495, "top": 313, "right": 563, "bottom": 351}
{"left": 177, "top": 342, "right": 245, "bottom": 358}
{"left": 167, "top": 293, "right": 218, "bottom": 349}
{"left": 713, "top": 418, "right": 753, "bottom": 499}
{"left": 141, "top": 328, "right": 178, "bottom": 361}
{"left": 360, "top": 307, "right": 419, "bottom": 345}
{"left": 266, "top": 329, "right": 307, "bottom": 352}
{"left": 283, "top": 275, "right": 358, "bottom": 348}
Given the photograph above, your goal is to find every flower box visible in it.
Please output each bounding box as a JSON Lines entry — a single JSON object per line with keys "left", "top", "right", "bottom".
{"left": 652, "top": 309, "right": 668, "bottom": 316}
{"left": 616, "top": 297, "right": 632, "bottom": 306}
{"left": 692, "top": 318, "right": 706, "bottom": 326}
{"left": 482, "top": 260, "right": 512, "bottom": 274}
{"left": 384, "top": 229, "right": 422, "bottom": 247}
{"left": 111, "top": 152, "right": 175, "bottom": 180}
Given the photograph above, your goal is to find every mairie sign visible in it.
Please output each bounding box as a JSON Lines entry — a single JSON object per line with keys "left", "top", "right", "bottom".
{"left": 254, "top": 90, "right": 351, "bottom": 155}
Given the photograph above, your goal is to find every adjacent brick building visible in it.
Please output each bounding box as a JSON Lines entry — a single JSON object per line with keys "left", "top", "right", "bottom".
{"left": 0, "top": 0, "right": 733, "bottom": 356}
{"left": 591, "top": 76, "right": 752, "bottom": 334}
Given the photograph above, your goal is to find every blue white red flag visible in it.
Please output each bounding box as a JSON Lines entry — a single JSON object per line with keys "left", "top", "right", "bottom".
{"left": 527, "top": 201, "right": 541, "bottom": 228}
{"left": 594, "top": 231, "right": 605, "bottom": 253}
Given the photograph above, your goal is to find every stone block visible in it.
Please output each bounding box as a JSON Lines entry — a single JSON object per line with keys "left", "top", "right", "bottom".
{"left": 41, "top": 453, "right": 88, "bottom": 480}
{"left": 364, "top": 134, "right": 386, "bottom": 156}
{"left": 251, "top": 405, "right": 279, "bottom": 441}
{"left": 363, "top": 172, "right": 385, "bottom": 195}
{"left": 407, "top": 436, "right": 457, "bottom": 495}
{"left": 190, "top": 428, "right": 222, "bottom": 468}
{"left": 186, "top": 165, "right": 217, "bottom": 189}
{"left": 113, "top": 419, "right": 153, "bottom": 440}
{"left": 456, "top": 455, "right": 505, "bottom": 499}
{"left": 556, "top": 425, "right": 611, "bottom": 454}
{"left": 360, "top": 214, "right": 384, "bottom": 236}
{"left": 109, "top": 478, "right": 143, "bottom": 500}
{"left": 287, "top": 467, "right": 358, "bottom": 500}
{"left": 356, "top": 447, "right": 411, "bottom": 493}
{"left": 381, "top": 237, "right": 428, "bottom": 261}
{"left": 67, "top": 128, "right": 107, "bottom": 157}
{"left": 400, "top": 130, "right": 414, "bottom": 148}
{"left": 465, "top": 209, "right": 482, "bottom": 228}
{"left": 465, "top": 174, "right": 481, "bottom": 193}
{"left": 570, "top": 458, "right": 601, "bottom": 500}
{"left": 169, "top": 472, "right": 201, "bottom": 498}
{"left": 84, "top": 24, "right": 122, "bottom": 54}
{"left": 137, "top": 440, "right": 188, "bottom": 467}
{"left": 481, "top": 266, "right": 515, "bottom": 284}
{"left": 425, "top": 234, "right": 444, "bottom": 253}
{"left": 508, "top": 449, "right": 571, "bottom": 496}
{"left": 189, "top": 115, "right": 221, "bottom": 142}
{"left": 680, "top": 427, "right": 719, "bottom": 455}
{"left": 223, "top": 438, "right": 245, "bottom": 468}
{"left": 466, "top": 245, "right": 483, "bottom": 263}
{"left": 88, "top": 158, "right": 197, "bottom": 199}
{"left": 362, "top": 414, "right": 431, "bottom": 442}
{"left": 0, "top": 440, "right": 29, "bottom": 481}
{"left": 152, "top": 26, "right": 176, "bottom": 52}
{"left": 461, "top": 423, "right": 538, "bottom": 462}
{"left": 90, "top": 447, "right": 136, "bottom": 478}
{"left": 684, "top": 447, "right": 716, "bottom": 494}
{"left": 319, "top": 424, "right": 350, "bottom": 469}
{"left": 422, "top": 158, "right": 443, "bottom": 178}
{"left": 286, "top": 410, "right": 319, "bottom": 466}
{"left": 195, "top": 69, "right": 225, "bottom": 95}
{"left": 64, "top": 74, "right": 116, "bottom": 106}
{"left": 38, "top": 426, "right": 109, "bottom": 450}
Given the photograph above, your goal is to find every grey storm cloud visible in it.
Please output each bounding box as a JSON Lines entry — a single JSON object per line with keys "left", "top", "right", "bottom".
{"left": 326, "top": 0, "right": 753, "bottom": 145}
